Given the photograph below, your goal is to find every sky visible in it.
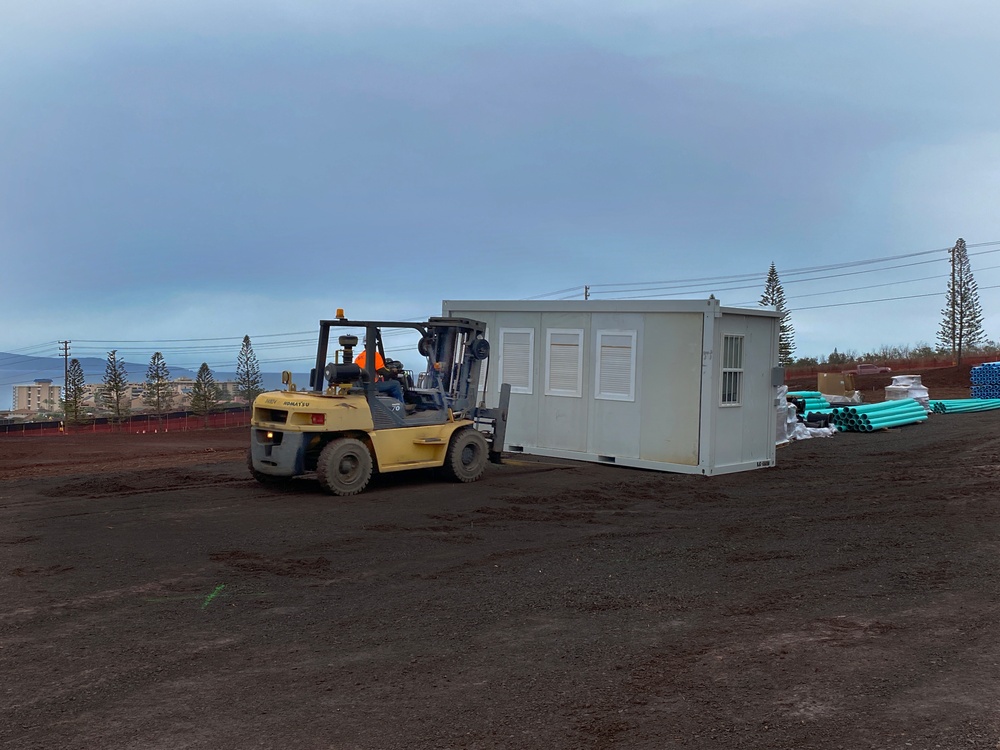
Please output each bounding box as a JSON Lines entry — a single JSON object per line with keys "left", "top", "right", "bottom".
{"left": 2, "top": 0, "right": 999, "bottom": 378}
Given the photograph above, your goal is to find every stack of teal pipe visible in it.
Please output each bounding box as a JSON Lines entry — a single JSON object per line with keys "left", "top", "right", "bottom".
{"left": 929, "top": 398, "right": 1000, "bottom": 414}
{"left": 787, "top": 390, "right": 832, "bottom": 412}
{"left": 822, "top": 398, "right": 928, "bottom": 432}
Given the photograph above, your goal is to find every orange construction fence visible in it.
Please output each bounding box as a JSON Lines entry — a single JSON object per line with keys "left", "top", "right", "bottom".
{"left": 0, "top": 410, "right": 251, "bottom": 437}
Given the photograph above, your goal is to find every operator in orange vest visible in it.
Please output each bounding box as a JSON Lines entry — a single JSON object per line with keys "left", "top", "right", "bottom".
{"left": 355, "top": 338, "right": 405, "bottom": 405}
{"left": 353, "top": 346, "right": 385, "bottom": 373}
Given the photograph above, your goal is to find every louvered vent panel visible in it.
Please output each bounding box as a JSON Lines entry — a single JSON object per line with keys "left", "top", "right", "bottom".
{"left": 502, "top": 332, "right": 532, "bottom": 391}
{"left": 548, "top": 333, "right": 580, "bottom": 394}
{"left": 599, "top": 335, "right": 633, "bottom": 398}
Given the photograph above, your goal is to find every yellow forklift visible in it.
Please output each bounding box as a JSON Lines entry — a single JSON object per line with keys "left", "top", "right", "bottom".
{"left": 249, "top": 310, "right": 510, "bottom": 495}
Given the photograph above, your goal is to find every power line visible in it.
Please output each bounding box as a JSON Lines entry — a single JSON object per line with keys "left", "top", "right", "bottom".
{"left": 530, "top": 240, "right": 1000, "bottom": 301}
{"left": 591, "top": 246, "right": 1000, "bottom": 300}
{"left": 63, "top": 319, "right": 434, "bottom": 357}
{"left": 726, "top": 262, "right": 1000, "bottom": 306}
{"left": 587, "top": 244, "right": 952, "bottom": 291}
{"left": 1, "top": 341, "right": 60, "bottom": 354}
{"left": 69, "top": 330, "right": 317, "bottom": 344}
{"left": 69, "top": 339, "right": 317, "bottom": 356}
{"left": 52, "top": 324, "right": 433, "bottom": 374}
{"left": 592, "top": 256, "right": 946, "bottom": 298}
{"left": 789, "top": 283, "right": 1000, "bottom": 312}
{"left": 524, "top": 285, "right": 587, "bottom": 300}
{"left": 65, "top": 314, "right": 440, "bottom": 348}
{"left": 0, "top": 342, "right": 61, "bottom": 366}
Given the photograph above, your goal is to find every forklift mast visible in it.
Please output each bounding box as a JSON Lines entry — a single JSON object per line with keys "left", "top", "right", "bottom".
{"left": 307, "top": 315, "right": 492, "bottom": 415}
{"left": 423, "top": 317, "right": 490, "bottom": 415}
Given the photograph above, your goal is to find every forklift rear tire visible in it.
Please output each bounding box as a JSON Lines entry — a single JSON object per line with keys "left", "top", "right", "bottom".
{"left": 444, "top": 428, "right": 489, "bottom": 483}
{"left": 317, "top": 438, "right": 373, "bottom": 496}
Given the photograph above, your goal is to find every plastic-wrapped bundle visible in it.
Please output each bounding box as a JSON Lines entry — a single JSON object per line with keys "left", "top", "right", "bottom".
{"left": 775, "top": 390, "right": 794, "bottom": 445}
{"left": 885, "top": 375, "right": 930, "bottom": 410}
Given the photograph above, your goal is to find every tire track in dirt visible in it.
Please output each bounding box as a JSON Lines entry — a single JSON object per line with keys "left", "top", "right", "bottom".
{"left": 0, "top": 475, "right": 257, "bottom": 516}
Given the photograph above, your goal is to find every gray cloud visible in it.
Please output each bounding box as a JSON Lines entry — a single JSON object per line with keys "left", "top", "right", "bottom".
{"left": 1, "top": 1, "right": 998, "bottom": 359}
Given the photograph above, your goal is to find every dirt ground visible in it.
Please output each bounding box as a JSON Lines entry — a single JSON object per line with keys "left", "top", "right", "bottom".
{"left": 2, "top": 415, "right": 1000, "bottom": 749}
{"left": 786, "top": 363, "right": 978, "bottom": 401}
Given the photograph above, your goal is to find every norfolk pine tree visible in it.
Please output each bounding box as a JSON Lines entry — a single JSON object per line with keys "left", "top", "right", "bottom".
{"left": 102, "top": 349, "right": 130, "bottom": 425}
{"left": 759, "top": 262, "right": 796, "bottom": 366}
{"left": 142, "top": 351, "right": 174, "bottom": 425}
{"left": 236, "top": 335, "right": 264, "bottom": 408}
{"left": 61, "top": 358, "right": 87, "bottom": 425}
{"left": 937, "top": 238, "right": 985, "bottom": 365}
{"left": 190, "top": 363, "right": 221, "bottom": 426}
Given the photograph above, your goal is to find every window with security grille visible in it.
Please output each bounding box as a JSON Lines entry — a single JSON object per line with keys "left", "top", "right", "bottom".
{"left": 595, "top": 330, "right": 636, "bottom": 401}
{"left": 721, "top": 334, "right": 744, "bottom": 406}
{"left": 499, "top": 328, "right": 534, "bottom": 394}
{"left": 545, "top": 329, "right": 583, "bottom": 397}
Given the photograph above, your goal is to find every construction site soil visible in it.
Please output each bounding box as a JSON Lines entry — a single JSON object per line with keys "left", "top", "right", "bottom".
{"left": 785, "top": 362, "right": 979, "bottom": 401}
{"left": 3, "top": 409, "right": 1000, "bottom": 749}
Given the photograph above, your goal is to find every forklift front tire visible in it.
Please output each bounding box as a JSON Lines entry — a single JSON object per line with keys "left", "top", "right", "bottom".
{"left": 444, "top": 428, "right": 489, "bottom": 483}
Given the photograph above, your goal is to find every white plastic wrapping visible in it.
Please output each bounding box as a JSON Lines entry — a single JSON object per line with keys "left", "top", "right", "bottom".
{"left": 775, "top": 386, "right": 792, "bottom": 445}
{"left": 792, "top": 423, "right": 837, "bottom": 440}
{"left": 775, "top": 401, "right": 793, "bottom": 445}
{"left": 822, "top": 391, "right": 863, "bottom": 405}
{"left": 776, "top": 386, "right": 837, "bottom": 442}
{"left": 885, "top": 375, "right": 930, "bottom": 411}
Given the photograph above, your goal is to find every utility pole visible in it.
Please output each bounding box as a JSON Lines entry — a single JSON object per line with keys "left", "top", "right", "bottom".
{"left": 59, "top": 340, "right": 73, "bottom": 435}
{"left": 584, "top": 285, "right": 590, "bottom": 300}
{"left": 59, "top": 341, "right": 71, "bottom": 410}
{"left": 58, "top": 341, "right": 73, "bottom": 388}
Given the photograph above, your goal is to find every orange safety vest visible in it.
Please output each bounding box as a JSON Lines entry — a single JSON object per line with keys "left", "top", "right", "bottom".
{"left": 354, "top": 349, "right": 386, "bottom": 373}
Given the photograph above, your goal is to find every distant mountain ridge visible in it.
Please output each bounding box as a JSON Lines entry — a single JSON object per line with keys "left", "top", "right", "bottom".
{"left": 0, "top": 351, "right": 303, "bottom": 410}
{"left": 0, "top": 352, "right": 199, "bottom": 381}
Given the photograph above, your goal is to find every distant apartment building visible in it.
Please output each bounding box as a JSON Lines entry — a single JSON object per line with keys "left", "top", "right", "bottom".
{"left": 217, "top": 380, "right": 241, "bottom": 400}
{"left": 166, "top": 378, "right": 243, "bottom": 405}
{"left": 83, "top": 379, "right": 244, "bottom": 412}
{"left": 91, "top": 384, "right": 145, "bottom": 410}
{"left": 10, "top": 377, "right": 244, "bottom": 418}
{"left": 12, "top": 379, "right": 62, "bottom": 414}
{"left": 168, "top": 378, "right": 243, "bottom": 406}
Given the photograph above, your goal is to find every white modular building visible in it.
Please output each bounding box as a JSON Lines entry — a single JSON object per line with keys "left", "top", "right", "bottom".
{"left": 442, "top": 299, "right": 782, "bottom": 476}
